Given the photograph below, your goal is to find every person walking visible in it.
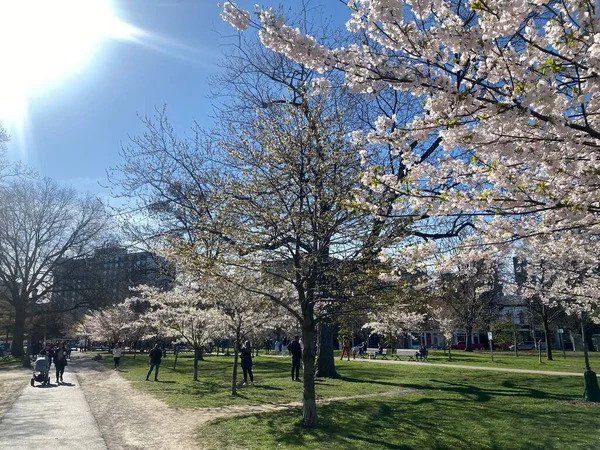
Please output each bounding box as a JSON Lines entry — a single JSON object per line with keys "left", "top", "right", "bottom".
{"left": 39, "top": 342, "right": 55, "bottom": 371}
{"left": 146, "top": 343, "right": 162, "bottom": 381}
{"left": 54, "top": 342, "right": 68, "bottom": 383}
{"left": 113, "top": 343, "right": 123, "bottom": 370}
{"left": 287, "top": 335, "right": 302, "bottom": 381}
{"left": 239, "top": 340, "right": 254, "bottom": 386}
{"left": 340, "top": 337, "right": 350, "bottom": 361}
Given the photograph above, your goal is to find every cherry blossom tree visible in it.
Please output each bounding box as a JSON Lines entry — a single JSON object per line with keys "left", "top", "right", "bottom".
{"left": 132, "top": 284, "right": 222, "bottom": 381}
{"left": 78, "top": 304, "right": 138, "bottom": 346}
{"left": 362, "top": 307, "right": 425, "bottom": 352}
{"left": 222, "top": 0, "right": 600, "bottom": 317}
{"left": 200, "top": 272, "right": 282, "bottom": 395}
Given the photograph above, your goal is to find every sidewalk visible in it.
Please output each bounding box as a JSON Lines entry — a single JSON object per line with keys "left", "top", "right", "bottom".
{"left": 0, "top": 359, "right": 108, "bottom": 450}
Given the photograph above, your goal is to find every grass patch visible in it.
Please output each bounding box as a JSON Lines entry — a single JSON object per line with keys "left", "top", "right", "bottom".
{"left": 200, "top": 372, "right": 600, "bottom": 450}
{"left": 419, "top": 349, "right": 599, "bottom": 373}
{"left": 0, "top": 357, "right": 21, "bottom": 369}
{"left": 99, "top": 351, "right": 594, "bottom": 409}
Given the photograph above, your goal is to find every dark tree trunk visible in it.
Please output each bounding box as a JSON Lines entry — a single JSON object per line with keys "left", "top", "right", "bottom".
{"left": 193, "top": 347, "right": 201, "bottom": 381}
{"left": 584, "top": 326, "right": 597, "bottom": 352}
{"left": 464, "top": 326, "right": 473, "bottom": 352}
{"left": 231, "top": 345, "right": 239, "bottom": 396}
{"left": 231, "top": 331, "right": 241, "bottom": 396}
{"left": 11, "top": 305, "right": 27, "bottom": 358}
{"left": 542, "top": 311, "right": 553, "bottom": 360}
{"left": 302, "top": 323, "right": 317, "bottom": 428}
{"left": 172, "top": 348, "right": 179, "bottom": 370}
{"left": 315, "top": 323, "right": 339, "bottom": 378}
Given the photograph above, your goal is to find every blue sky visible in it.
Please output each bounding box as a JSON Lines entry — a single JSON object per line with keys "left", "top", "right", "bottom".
{"left": 2, "top": 0, "right": 348, "bottom": 203}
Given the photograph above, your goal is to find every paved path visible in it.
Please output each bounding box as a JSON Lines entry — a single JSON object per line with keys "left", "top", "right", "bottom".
{"left": 0, "top": 361, "right": 108, "bottom": 450}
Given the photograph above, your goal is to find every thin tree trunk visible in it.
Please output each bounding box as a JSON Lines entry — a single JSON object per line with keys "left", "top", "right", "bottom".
{"left": 193, "top": 347, "right": 200, "bottom": 381}
{"left": 315, "top": 323, "right": 339, "bottom": 378}
{"left": 513, "top": 328, "right": 519, "bottom": 357}
{"left": 173, "top": 348, "right": 179, "bottom": 370}
{"left": 542, "top": 311, "right": 553, "bottom": 360}
{"left": 231, "top": 344, "right": 239, "bottom": 396}
{"left": 302, "top": 323, "right": 317, "bottom": 428}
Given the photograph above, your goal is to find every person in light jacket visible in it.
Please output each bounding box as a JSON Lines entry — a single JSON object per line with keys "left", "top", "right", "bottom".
{"left": 113, "top": 343, "right": 123, "bottom": 370}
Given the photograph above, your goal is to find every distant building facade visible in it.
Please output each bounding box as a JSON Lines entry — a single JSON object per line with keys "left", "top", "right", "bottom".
{"left": 52, "top": 246, "right": 174, "bottom": 308}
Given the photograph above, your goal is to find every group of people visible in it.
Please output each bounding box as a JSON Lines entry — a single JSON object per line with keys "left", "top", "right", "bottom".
{"left": 38, "top": 341, "right": 69, "bottom": 383}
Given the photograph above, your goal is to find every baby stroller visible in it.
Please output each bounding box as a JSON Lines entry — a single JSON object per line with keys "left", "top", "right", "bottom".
{"left": 31, "top": 355, "right": 51, "bottom": 386}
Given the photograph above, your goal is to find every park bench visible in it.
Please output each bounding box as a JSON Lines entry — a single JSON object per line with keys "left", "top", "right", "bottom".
{"left": 393, "top": 349, "right": 428, "bottom": 361}
{"left": 366, "top": 348, "right": 387, "bottom": 360}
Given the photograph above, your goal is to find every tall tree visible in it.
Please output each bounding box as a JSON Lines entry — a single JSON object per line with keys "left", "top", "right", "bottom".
{"left": 0, "top": 176, "right": 108, "bottom": 357}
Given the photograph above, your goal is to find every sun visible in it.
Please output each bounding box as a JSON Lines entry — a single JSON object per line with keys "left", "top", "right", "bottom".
{"left": 0, "top": 0, "right": 136, "bottom": 126}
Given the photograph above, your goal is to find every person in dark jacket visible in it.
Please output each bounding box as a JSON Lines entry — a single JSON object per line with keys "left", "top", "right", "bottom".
{"left": 146, "top": 343, "right": 162, "bottom": 381}
{"left": 239, "top": 340, "right": 254, "bottom": 386}
{"left": 54, "top": 342, "right": 68, "bottom": 383}
{"left": 287, "top": 335, "right": 302, "bottom": 381}
{"left": 39, "top": 342, "right": 55, "bottom": 370}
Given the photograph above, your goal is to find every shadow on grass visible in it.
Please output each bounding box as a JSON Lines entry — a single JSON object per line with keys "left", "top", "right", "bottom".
{"left": 400, "top": 379, "right": 577, "bottom": 403}
{"left": 338, "top": 375, "right": 400, "bottom": 388}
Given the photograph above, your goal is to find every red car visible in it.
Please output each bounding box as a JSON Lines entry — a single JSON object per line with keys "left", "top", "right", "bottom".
{"left": 449, "top": 342, "right": 485, "bottom": 350}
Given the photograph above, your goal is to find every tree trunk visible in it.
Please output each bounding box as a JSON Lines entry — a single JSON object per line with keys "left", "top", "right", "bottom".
{"left": 302, "top": 323, "right": 318, "bottom": 428}
{"left": 315, "top": 323, "right": 339, "bottom": 378}
{"left": 231, "top": 344, "right": 239, "bottom": 396}
{"left": 11, "top": 306, "right": 27, "bottom": 358}
{"left": 513, "top": 328, "right": 519, "bottom": 357}
{"left": 193, "top": 347, "right": 200, "bottom": 381}
{"left": 584, "top": 326, "right": 597, "bottom": 352}
{"left": 542, "top": 311, "right": 553, "bottom": 360}
{"left": 173, "top": 348, "right": 179, "bottom": 370}
{"left": 464, "top": 326, "right": 473, "bottom": 352}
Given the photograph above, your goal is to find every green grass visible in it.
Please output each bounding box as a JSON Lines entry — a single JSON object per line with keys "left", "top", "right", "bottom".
{"left": 414, "top": 349, "right": 598, "bottom": 373}
{"left": 100, "top": 351, "right": 595, "bottom": 409}
{"left": 100, "top": 351, "right": 600, "bottom": 449}
{"left": 200, "top": 370, "right": 600, "bottom": 450}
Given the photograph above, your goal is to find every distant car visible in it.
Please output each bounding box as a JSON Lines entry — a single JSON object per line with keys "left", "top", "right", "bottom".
{"left": 509, "top": 341, "right": 536, "bottom": 350}
{"left": 449, "top": 342, "right": 485, "bottom": 350}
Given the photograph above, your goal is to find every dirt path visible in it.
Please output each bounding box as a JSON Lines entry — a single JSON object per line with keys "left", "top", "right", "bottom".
{"left": 73, "top": 356, "right": 414, "bottom": 450}
{"left": 0, "top": 366, "right": 31, "bottom": 418}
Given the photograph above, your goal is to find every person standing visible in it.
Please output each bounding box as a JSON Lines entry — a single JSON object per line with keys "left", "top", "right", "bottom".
{"left": 239, "top": 340, "right": 254, "bottom": 386}
{"left": 113, "top": 343, "right": 123, "bottom": 370}
{"left": 287, "top": 336, "right": 302, "bottom": 381}
{"left": 54, "top": 342, "right": 68, "bottom": 383}
{"left": 146, "top": 343, "right": 162, "bottom": 381}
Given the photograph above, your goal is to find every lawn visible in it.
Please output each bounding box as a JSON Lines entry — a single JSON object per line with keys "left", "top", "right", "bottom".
{"left": 407, "top": 349, "right": 600, "bottom": 373}
{"left": 200, "top": 378, "right": 600, "bottom": 450}
{"left": 100, "top": 351, "right": 593, "bottom": 408}
{"left": 100, "top": 351, "right": 600, "bottom": 449}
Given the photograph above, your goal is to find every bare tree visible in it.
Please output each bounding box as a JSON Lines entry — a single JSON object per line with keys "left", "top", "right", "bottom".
{"left": 0, "top": 176, "right": 109, "bottom": 357}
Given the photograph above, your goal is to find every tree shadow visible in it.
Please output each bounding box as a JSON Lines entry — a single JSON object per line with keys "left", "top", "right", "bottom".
{"left": 338, "top": 375, "right": 400, "bottom": 388}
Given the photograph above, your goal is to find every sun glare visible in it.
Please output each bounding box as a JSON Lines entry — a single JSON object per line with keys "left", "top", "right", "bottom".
{"left": 0, "top": 0, "right": 137, "bottom": 126}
